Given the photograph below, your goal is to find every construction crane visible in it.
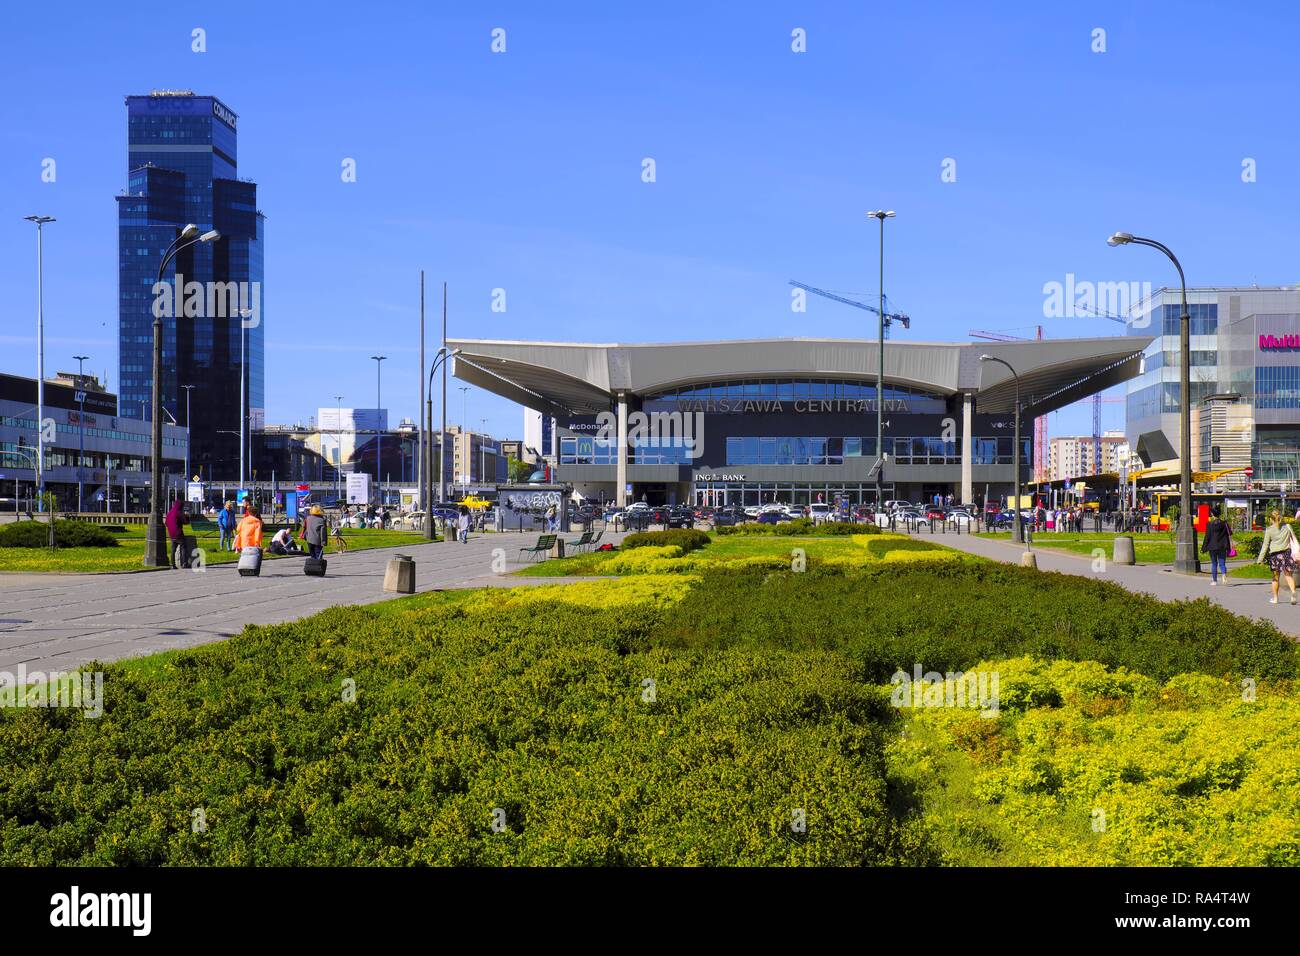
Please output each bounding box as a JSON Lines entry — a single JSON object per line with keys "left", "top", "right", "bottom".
{"left": 969, "top": 327, "right": 1050, "bottom": 482}
{"left": 789, "top": 280, "right": 911, "bottom": 338}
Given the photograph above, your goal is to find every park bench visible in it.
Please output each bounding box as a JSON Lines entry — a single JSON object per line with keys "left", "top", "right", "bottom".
{"left": 518, "top": 534, "right": 557, "bottom": 563}
{"left": 565, "top": 530, "right": 593, "bottom": 553}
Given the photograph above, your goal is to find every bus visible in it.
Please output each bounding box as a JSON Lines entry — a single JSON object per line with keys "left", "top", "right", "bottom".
{"left": 1151, "top": 491, "right": 1300, "bottom": 531}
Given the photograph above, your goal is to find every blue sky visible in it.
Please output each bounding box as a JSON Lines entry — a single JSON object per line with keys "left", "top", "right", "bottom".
{"left": 3, "top": 0, "right": 1298, "bottom": 441}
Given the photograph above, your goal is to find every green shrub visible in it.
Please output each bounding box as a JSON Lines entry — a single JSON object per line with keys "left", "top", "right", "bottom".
{"left": 621, "top": 529, "right": 711, "bottom": 553}
{"left": 716, "top": 520, "right": 879, "bottom": 537}
{"left": 651, "top": 564, "right": 1300, "bottom": 683}
{"left": 0, "top": 520, "right": 119, "bottom": 549}
{"left": 0, "top": 600, "right": 922, "bottom": 866}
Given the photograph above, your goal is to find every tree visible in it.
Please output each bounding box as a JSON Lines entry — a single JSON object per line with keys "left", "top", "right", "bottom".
{"left": 507, "top": 457, "right": 533, "bottom": 484}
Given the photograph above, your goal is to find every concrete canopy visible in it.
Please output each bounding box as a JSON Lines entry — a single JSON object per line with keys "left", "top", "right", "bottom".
{"left": 448, "top": 335, "right": 1154, "bottom": 416}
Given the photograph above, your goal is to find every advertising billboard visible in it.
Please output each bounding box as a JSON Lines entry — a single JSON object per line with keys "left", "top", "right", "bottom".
{"left": 346, "top": 472, "right": 372, "bottom": 505}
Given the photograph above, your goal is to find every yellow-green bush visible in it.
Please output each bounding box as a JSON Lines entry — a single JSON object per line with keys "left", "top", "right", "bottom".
{"left": 887, "top": 657, "right": 1300, "bottom": 865}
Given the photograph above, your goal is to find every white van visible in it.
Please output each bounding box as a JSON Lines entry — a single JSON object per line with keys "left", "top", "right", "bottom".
{"left": 808, "top": 502, "right": 831, "bottom": 524}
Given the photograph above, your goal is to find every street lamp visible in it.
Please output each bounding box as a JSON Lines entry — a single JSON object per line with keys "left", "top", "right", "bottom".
{"left": 867, "top": 210, "right": 895, "bottom": 509}
{"left": 371, "top": 355, "right": 386, "bottom": 505}
{"left": 180, "top": 383, "right": 195, "bottom": 489}
{"left": 145, "top": 224, "right": 220, "bottom": 567}
{"left": 458, "top": 386, "right": 470, "bottom": 492}
{"left": 980, "top": 354, "right": 1026, "bottom": 547}
{"left": 1107, "top": 231, "right": 1198, "bottom": 574}
{"left": 425, "top": 348, "right": 462, "bottom": 540}
{"left": 334, "top": 394, "right": 344, "bottom": 504}
{"left": 23, "top": 216, "right": 54, "bottom": 520}
{"left": 73, "top": 354, "right": 89, "bottom": 513}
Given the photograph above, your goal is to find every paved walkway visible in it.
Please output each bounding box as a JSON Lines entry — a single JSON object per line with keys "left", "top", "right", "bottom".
{"left": 0, "top": 532, "right": 620, "bottom": 674}
{"left": 926, "top": 530, "right": 1300, "bottom": 639}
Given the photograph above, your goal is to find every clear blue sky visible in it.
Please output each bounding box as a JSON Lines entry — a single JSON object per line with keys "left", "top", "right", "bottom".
{"left": 4, "top": 0, "right": 1298, "bottom": 441}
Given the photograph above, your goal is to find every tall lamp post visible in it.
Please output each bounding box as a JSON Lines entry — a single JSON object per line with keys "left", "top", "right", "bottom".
{"left": 480, "top": 418, "right": 489, "bottom": 487}
{"left": 145, "top": 224, "right": 219, "bottom": 567}
{"left": 371, "top": 355, "right": 386, "bottom": 505}
{"left": 333, "top": 394, "right": 344, "bottom": 504}
{"left": 980, "top": 354, "right": 1026, "bottom": 547}
{"left": 73, "top": 354, "right": 89, "bottom": 513}
{"left": 23, "top": 216, "right": 54, "bottom": 519}
{"left": 1108, "top": 231, "right": 1197, "bottom": 574}
{"left": 458, "top": 386, "right": 470, "bottom": 492}
{"left": 424, "top": 348, "right": 461, "bottom": 540}
{"left": 867, "top": 210, "right": 895, "bottom": 509}
{"left": 180, "top": 383, "right": 195, "bottom": 490}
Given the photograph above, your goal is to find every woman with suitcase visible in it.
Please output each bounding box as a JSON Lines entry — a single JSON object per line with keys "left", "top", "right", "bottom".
{"left": 301, "top": 505, "right": 329, "bottom": 575}
{"left": 235, "top": 503, "right": 264, "bottom": 577}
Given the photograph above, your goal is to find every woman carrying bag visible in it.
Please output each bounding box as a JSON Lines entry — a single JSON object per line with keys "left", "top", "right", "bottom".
{"left": 1200, "top": 505, "right": 1233, "bottom": 586}
{"left": 1255, "top": 510, "right": 1299, "bottom": 605}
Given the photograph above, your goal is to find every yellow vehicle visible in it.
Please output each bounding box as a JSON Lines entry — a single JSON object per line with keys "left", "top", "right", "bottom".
{"left": 460, "top": 494, "right": 493, "bottom": 511}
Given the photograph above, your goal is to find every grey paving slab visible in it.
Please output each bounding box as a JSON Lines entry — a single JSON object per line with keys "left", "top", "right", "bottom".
{"left": 0, "top": 532, "right": 624, "bottom": 674}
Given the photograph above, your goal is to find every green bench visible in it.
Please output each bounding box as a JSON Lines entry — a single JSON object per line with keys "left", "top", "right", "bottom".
{"left": 564, "top": 530, "right": 593, "bottom": 553}
{"left": 519, "top": 534, "right": 557, "bottom": 563}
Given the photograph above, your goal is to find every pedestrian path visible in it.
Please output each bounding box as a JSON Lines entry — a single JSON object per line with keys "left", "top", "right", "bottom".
{"left": 931, "top": 531, "right": 1300, "bottom": 639}
{"left": 0, "top": 531, "right": 623, "bottom": 674}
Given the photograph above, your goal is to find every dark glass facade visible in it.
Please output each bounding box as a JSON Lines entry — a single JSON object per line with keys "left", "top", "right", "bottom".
{"left": 117, "top": 93, "right": 264, "bottom": 481}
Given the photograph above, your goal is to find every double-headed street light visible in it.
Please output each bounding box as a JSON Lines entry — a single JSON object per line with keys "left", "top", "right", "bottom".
{"left": 73, "top": 354, "right": 89, "bottom": 513}
{"left": 1107, "top": 231, "right": 1198, "bottom": 575}
{"left": 980, "top": 354, "right": 1026, "bottom": 547}
{"left": 867, "top": 210, "right": 895, "bottom": 509}
{"left": 23, "top": 216, "right": 54, "bottom": 519}
{"left": 424, "top": 347, "right": 462, "bottom": 540}
{"left": 145, "top": 224, "right": 220, "bottom": 567}
{"left": 371, "top": 355, "right": 387, "bottom": 505}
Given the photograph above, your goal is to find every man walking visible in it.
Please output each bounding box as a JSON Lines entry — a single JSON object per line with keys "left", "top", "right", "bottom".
{"left": 217, "top": 500, "right": 236, "bottom": 552}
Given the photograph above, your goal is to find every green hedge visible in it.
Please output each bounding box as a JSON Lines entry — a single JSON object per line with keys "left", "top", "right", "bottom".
{"left": 651, "top": 564, "right": 1300, "bottom": 684}
{"left": 716, "top": 519, "right": 880, "bottom": 536}
{"left": 0, "top": 602, "right": 923, "bottom": 866}
{"left": 620, "top": 529, "right": 711, "bottom": 553}
{"left": 0, "top": 520, "right": 119, "bottom": 549}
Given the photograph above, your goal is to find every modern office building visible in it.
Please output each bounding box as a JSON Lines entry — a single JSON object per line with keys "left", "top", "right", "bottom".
{"left": 1048, "top": 431, "right": 1128, "bottom": 482}
{"left": 523, "top": 408, "right": 555, "bottom": 461}
{"left": 447, "top": 426, "right": 508, "bottom": 490}
{"left": 448, "top": 336, "right": 1151, "bottom": 507}
{"left": 1126, "top": 287, "right": 1300, "bottom": 487}
{"left": 117, "top": 90, "right": 265, "bottom": 482}
{"left": 0, "top": 372, "right": 187, "bottom": 511}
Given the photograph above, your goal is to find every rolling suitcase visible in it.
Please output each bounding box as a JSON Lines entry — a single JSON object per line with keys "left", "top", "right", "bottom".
{"left": 237, "top": 546, "right": 262, "bottom": 577}
{"left": 303, "top": 557, "right": 327, "bottom": 577}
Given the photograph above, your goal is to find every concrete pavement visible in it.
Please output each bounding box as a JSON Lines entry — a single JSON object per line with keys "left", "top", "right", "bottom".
{"left": 928, "top": 529, "right": 1300, "bottom": 639}
{"left": 0, "top": 532, "right": 619, "bottom": 674}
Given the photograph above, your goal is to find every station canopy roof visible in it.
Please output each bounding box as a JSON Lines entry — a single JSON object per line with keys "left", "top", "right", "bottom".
{"left": 446, "top": 335, "right": 1154, "bottom": 421}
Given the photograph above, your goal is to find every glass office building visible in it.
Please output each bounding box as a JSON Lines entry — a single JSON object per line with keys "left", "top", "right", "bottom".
{"left": 117, "top": 91, "right": 264, "bottom": 481}
{"left": 1126, "top": 287, "right": 1300, "bottom": 487}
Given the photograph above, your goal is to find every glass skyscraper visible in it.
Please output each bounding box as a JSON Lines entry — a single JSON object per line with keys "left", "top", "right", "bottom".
{"left": 117, "top": 91, "right": 264, "bottom": 481}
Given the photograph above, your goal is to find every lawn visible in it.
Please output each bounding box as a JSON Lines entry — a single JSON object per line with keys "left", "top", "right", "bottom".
{"left": 3, "top": 531, "right": 1298, "bottom": 865}
{"left": 0, "top": 520, "right": 434, "bottom": 573}
{"left": 976, "top": 530, "right": 1180, "bottom": 564}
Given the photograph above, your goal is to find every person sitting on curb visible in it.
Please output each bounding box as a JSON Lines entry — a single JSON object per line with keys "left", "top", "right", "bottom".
{"left": 269, "top": 524, "right": 303, "bottom": 556}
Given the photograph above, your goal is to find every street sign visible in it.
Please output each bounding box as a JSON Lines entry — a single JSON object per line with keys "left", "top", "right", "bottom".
{"left": 1244, "top": 467, "right": 1254, "bottom": 476}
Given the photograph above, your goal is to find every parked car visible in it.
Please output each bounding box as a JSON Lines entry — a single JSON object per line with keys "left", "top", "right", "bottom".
{"left": 712, "top": 506, "right": 748, "bottom": 527}
{"left": 808, "top": 503, "right": 831, "bottom": 524}
{"left": 757, "top": 510, "right": 794, "bottom": 524}
{"left": 666, "top": 506, "right": 696, "bottom": 529}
